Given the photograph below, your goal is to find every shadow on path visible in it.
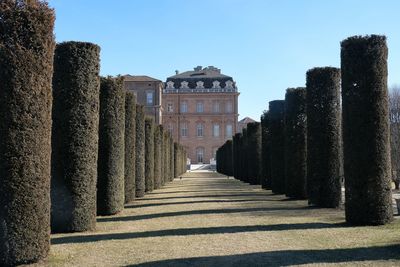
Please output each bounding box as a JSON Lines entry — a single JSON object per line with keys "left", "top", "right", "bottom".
{"left": 97, "top": 207, "right": 318, "bottom": 223}
{"left": 51, "top": 222, "right": 346, "bottom": 245}
{"left": 126, "top": 245, "right": 400, "bottom": 266}
{"left": 139, "top": 193, "right": 282, "bottom": 201}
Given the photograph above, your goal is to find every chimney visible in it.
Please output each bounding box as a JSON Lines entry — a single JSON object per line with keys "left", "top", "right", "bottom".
{"left": 194, "top": 66, "right": 202, "bottom": 72}
{"left": 175, "top": 70, "right": 179, "bottom": 75}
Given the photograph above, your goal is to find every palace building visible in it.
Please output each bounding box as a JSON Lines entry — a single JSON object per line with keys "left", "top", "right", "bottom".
{"left": 162, "top": 66, "right": 239, "bottom": 164}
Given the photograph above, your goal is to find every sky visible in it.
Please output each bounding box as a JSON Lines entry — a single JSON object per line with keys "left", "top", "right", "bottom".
{"left": 48, "top": 0, "right": 400, "bottom": 121}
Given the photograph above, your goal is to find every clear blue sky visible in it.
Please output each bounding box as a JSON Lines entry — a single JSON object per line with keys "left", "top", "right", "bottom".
{"left": 48, "top": 0, "right": 400, "bottom": 121}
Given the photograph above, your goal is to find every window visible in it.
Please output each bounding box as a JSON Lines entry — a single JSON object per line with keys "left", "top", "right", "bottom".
{"left": 167, "top": 122, "right": 173, "bottom": 134}
{"left": 226, "top": 124, "right": 233, "bottom": 137}
{"left": 196, "top": 101, "right": 204, "bottom": 113}
{"left": 146, "top": 92, "right": 153, "bottom": 105}
{"left": 181, "top": 122, "right": 188, "bottom": 137}
{"left": 181, "top": 101, "right": 188, "bottom": 113}
{"left": 197, "top": 123, "right": 204, "bottom": 137}
{"left": 196, "top": 147, "right": 204, "bottom": 163}
{"left": 167, "top": 102, "right": 173, "bottom": 112}
{"left": 213, "top": 101, "right": 220, "bottom": 113}
{"left": 213, "top": 124, "right": 220, "bottom": 137}
{"left": 226, "top": 101, "right": 233, "bottom": 113}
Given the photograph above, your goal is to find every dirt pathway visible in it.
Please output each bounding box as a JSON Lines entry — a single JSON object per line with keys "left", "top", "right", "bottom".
{"left": 46, "top": 171, "right": 400, "bottom": 266}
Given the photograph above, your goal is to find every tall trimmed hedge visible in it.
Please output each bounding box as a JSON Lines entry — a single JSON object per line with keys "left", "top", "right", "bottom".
{"left": 246, "top": 122, "right": 262, "bottom": 185}
{"left": 174, "top": 143, "right": 180, "bottom": 178}
{"left": 233, "top": 133, "right": 242, "bottom": 180}
{"left": 97, "top": 77, "right": 125, "bottom": 215}
{"left": 154, "top": 125, "right": 162, "bottom": 189}
{"left": 241, "top": 128, "right": 249, "bottom": 183}
{"left": 284, "top": 88, "right": 307, "bottom": 199}
{"left": 145, "top": 117, "right": 155, "bottom": 192}
{"left": 163, "top": 131, "right": 169, "bottom": 185}
{"left": 135, "top": 105, "right": 145, "bottom": 197}
{"left": 124, "top": 91, "right": 136, "bottom": 203}
{"left": 51, "top": 42, "right": 100, "bottom": 233}
{"left": 306, "top": 67, "right": 341, "bottom": 208}
{"left": 0, "top": 1, "right": 55, "bottom": 265}
{"left": 169, "top": 136, "right": 175, "bottom": 181}
{"left": 217, "top": 140, "right": 233, "bottom": 176}
{"left": 269, "top": 100, "right": 285, "bottom": 194}
{"left": 341, "top": 35, "right": 393, "bottom": 225}
{"left": 261, "top": 111, "right": 272, "bottom": 189}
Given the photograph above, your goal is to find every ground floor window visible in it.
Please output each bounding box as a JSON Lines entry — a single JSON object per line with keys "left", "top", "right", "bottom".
{"left": 196, "top": 147, "right": 204, "bottom": 163}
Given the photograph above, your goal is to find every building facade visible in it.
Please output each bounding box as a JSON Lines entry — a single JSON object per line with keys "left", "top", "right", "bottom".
{"left": 237, "top": 117, "right": 257, "bottom": 133}
{"left": 162, "top": 66, "right": 239, "bottom": 164}
{"left": 123, "top": 75, "right": 163, "bottom": 124}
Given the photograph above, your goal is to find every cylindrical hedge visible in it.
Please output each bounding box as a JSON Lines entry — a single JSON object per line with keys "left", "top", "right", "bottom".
{"left": 125, "top": 91, "right": 136, "bottom": 203}
{"left": 341, "top": 35, "right": 393, "bottom": 225}
{"left": 163, "top": 131, "right": 169, "bottom": 185}
{"left": 135, "top": 105, "right": 145, "bottom": 197}
{"left": 246, "top": 122, "right": 262, "bottom": 185}
{"left": 51, "top": 42, "right": 100, "bottom": 233}
{"left": 169, "top": 136, "right": 175, "bottom": 181}
{"left": 154, "top": 125, "right": 162, "bottom": 189}
{"left": 241, "top": 128, "right": 249, "bottom": 183}
{"left": 145, "top": 117, "right": 155, "bottom": 192}
{"left": 97, "top": 77, "right": 125, "bottom": 215}
{"left": 260, "top": 111, "right": 272, "bottom": 189}
{"left": 306, "top": 67, "right": 341, "bottom": 208}
{"left": 0, "top": 1, "right": 55, "bottom": 265}
{"left": 269, "top": 100, "right": 285, "bottom": 194}
{"left": 284, "top": 88, "right": 307, "bottom": 199}
{"left": 233, "top": 133, "right": 242, "bottom": 180}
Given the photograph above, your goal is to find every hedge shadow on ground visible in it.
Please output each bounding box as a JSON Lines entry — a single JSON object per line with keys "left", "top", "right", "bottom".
{"left": 51, "top": 222, "right": 346, "bottom": 245}
{"left": 125, "top": 244, "right": 400, "bottom": 267}
{"left": 96, "top": 206, "right": 324, "bottom": 223}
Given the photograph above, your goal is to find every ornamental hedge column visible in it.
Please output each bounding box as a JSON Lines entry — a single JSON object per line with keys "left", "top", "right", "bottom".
{"left": 269, "top": 100, "right": 285, "bottom": 194}
{"left": 241, "top": 128, "right": 249, "bottom": 183}
{"left": 169, "top": 137, "right": 175, "bottom": 181}
{"left": 51, "top": 42, "right": 100, "bottom": 233}
{"left": 341, "top": 35, "right": 393, "bottom": 225}
{"left": 125, "top": 91, "right": 136, "bottom": 203}
{"left": 174, "top": 143, "right": 179, "bottom": 178}
{"left": 306, "top": 67, "right": 341, "bottom": 208}
{"left": 233, "top": 133, "right": 242, "bottom": 180}
{"left": 163, "top": 131, "right": 169, "bottom": 185}
{"left": 135, "top": 105, "right": 145, "bottom": 197}
{"left": 284, "top": 88, "right": 307, "bottom": 199}
{"left": 97, "top": 77, "right": 125, "bottom": 215}
{"left": 0, "top": 1, "right": 55, "bottom": 265}
{"left": 246, "top": 122, "right": 262, "bottom": 184}
{"left": 145, "top": 118, "right": 155, "bottom": 192}
{"left": 261, "top": 111, "right": 272, "bottom": 189}
{"left": 154, "top": 125, "right": 162, "bottom": 189}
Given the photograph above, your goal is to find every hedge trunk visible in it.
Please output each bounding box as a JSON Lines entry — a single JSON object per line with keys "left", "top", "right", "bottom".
{"left": 341, "top": 35, "right": 393, "bottom": 225}
{"left": 154, "top": 125, "right": 162, "bottom": 189}
{"left": 124, "top": 91, "right": 136, "bottom": 203}
{"left": 284, "top": 88, "right": 307, "bottom": 199}
{"left": 0, "top": 1, "right": 55, "bottom": 265}
{"left": 135, "top": 105, "right": 145, "bottom": 197}
{"left": 269, "top": 100, "right": 285, "bottom": 194}
{"left": 145, "top": 118, "right": 155, "bottom": 192}
{"left": 97, "top": 77, "right": 125, "bottom": 215}
{"left": 306, "top": 67, "right": 342, "bottom": 208}
{"left": 51, "top": 42, "right": 100, "bottom": 233}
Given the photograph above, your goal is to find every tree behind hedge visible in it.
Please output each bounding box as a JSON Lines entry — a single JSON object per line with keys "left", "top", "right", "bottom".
{"left": 135, "top": 105, "right": 145, "bottom": 197}
{"left": 154, "top": 125, "right": 162, "bottom": 189}
{"left": 269, "top": 100, "right": 285, "bottom": 194}
{"left": 145, "top": 117, "right": 155, "bottom": 192}
{"left": 0, "top": 1, "right": 55, "bottom": 265}
{"left": 260, "top": 111, "right": 272, "bottom": 189}
{"left": 306, "top": 67, "right": 341, "bottom": 208}
{"left": 125, "top": 91, "right": 136, "bottom": 203}
{"left": 51, "top": 41, "right": 100, "bottom": 233}
{"left": 284, "top": 88, "right": 307, "bottom": 199}
{"left": 341, "top": 35, "right": 393, "bottom": 225}
{"left": 246, "top": 122, "right": 262, "bottom": 184}
{"left": 97, "top": 77, "right": 125, "bottom": 215}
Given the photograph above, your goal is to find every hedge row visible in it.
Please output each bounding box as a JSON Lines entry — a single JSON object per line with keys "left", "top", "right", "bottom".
{"left": 217, "top": 34, "right": 393, "bottom": 226}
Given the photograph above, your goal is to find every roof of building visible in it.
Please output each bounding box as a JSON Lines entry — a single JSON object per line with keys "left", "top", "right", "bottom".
{"left": 123, "top": 75, "right": 162, "bottom": 82}
{"left": 166, "top": 66, "right": 235, "bottom": 89}
{"left": 238, "top": 117, "right": 257, "bottom": 124}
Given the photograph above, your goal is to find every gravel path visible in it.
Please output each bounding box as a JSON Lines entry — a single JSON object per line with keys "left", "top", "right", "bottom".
{"left": 44, "top": 171, "right": 400, "bottom": 267}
